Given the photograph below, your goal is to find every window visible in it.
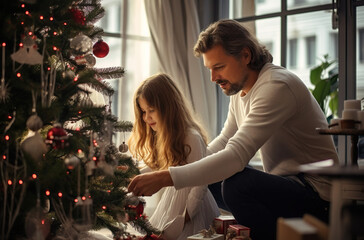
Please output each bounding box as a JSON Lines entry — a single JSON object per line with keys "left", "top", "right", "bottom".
{"left": 289, "top": 38, "right": 298, "bottom": 68}
{"left": 256, "top": 18, "right": 281, "bottom": 65}
{"left": 305, "top": 36, "right": 316, "bottom": 67}
{"left": 96, "top": 0, "right": 153, "bottom": 145}
{"left": 230, "top": 0, "right": 364, "bottom": 164}
{"left": 359, "top": 28, "right": 364, "bottom": 63}
{"left": 330, "top": 32, "right": 338, "bottom": 60}
{"left": 287, "top": 0, "right": 330, "bottom": 10}
{"left": 232, "top": 2, "right": 337, "bottom": 88}
{"left": 288, "top": 10, "right": 335, "bottom": 87}
{"left": 293, "top": 0, "right": 306, "bottom": 6}
{"left": 264, "top": 42, "right": 274, "bottom": 56}
{"left": 356, "top": 6, "right": 364, "bottom": 101}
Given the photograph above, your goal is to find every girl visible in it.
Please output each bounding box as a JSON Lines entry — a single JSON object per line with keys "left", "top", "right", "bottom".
{"left": 128, "top": 73, "right": 220, "bottom": 240}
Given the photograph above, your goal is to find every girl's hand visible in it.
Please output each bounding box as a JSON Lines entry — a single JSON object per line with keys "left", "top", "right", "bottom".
{"left": 127, "top": 170, "right": 173, "bottom": 196}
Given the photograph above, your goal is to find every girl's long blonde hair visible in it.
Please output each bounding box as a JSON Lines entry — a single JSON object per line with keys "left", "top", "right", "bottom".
{"left": 128, "top": 73, "right": 207, "bottom": 170}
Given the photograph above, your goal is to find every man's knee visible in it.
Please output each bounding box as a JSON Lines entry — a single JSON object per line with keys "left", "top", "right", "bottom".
{"left": 221, "top": 170, "right": 251, "bottom": 204}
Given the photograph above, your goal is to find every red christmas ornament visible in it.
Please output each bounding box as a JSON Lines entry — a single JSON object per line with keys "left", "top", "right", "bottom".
{"left": 93, "top": 40, "right": 109, "bottom": 58}
{"left": 46, "top": 124, "right": 69, "bottom": 149}
{"left": 135, "top": 201, "right": 144, "bottom": 217}
{"left": 140, "top": 234, "right": 162, "bottom": 240}
{"left": 126, "top": 201, "right": 145, "bottom": 219}
{"left": 70, "top": 8, "right": 86, "bottom": 25}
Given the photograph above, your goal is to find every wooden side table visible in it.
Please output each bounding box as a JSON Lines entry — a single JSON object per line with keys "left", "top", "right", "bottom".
{"left": 315, "top": 128, "right": 364, "bottom": 166}
{"left": 300, "top": 165, "right": 364, "bottom": 240}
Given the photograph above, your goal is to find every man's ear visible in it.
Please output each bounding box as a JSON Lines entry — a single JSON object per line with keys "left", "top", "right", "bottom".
{"left": 241, "top": 47, "right": 251, "bottom": 64}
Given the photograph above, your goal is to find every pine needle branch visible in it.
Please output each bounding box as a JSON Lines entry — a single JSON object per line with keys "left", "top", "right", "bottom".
{"left": 94, "top": 67, "right": 125, "bottom": 80}
{"left": 114, "top": 121, "right": 133, "bottom": 132}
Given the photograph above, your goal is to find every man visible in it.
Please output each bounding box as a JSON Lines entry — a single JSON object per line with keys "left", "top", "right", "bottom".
{"left": 128, "top": 19, "right": 338, "bottom": 240}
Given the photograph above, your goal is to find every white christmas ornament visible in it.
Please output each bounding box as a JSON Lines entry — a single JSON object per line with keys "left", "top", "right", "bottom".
{"left": 64, "top": 155, "right": 80, "bottom": 170}
{"left": 70, "top": 34, "right": 92, "bottom": 54}
{"left": 11, "top": 36, "right": 43, "bottom": 65}
{"left": 62, "top": 69, "right": 76, "bottom": 79}
{"left": 26, "top": 114, "right": 43, "bottom": 131}
{"left": 84, "top": 54, "right": 96, "bottom": 67}
{"left": 21, "top": 131, "right": 48, "bottom": 162}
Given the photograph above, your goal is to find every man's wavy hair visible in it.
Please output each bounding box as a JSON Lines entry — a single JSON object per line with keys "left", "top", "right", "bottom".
{"left": 194, "top": 19, "right": 273, "bottom": 71}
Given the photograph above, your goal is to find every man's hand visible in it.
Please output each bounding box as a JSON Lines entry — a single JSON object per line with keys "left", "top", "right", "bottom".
{"left": 127, "top": 169, "right": 173, "bottom": 196}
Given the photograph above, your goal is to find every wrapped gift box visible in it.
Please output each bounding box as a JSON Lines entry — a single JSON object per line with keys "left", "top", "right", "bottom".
{"left": 214, "top": 215, "right": 237, "bottom": 235}
{"left": 227, "top": 224, "right": 250, "bottom": 237}
{"left": 186, "top": 233, "right": 224, "bottom": 240}
{"left": 276, "top": 217, "right": 319, "bottom": 240}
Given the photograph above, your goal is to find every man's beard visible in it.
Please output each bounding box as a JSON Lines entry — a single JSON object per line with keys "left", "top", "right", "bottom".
{"left": 217, "top": 77, "right": 246, "bottom": 96}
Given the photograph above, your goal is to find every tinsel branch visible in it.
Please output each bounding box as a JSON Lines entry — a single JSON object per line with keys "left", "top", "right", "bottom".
{"left": 84, "top": 5, "right": 105, "bottom": 24}
{"left": 114, "top": 121, "right": 133, "bottom": 132}
{"left": 129, "top": 217, "right": 161, "bottom": 236}
{"left": 87, "top": 26, "right": 105, "bottom": 39}
{"left": 79, "top": 0, "right": 102, "bottom": 6}
{"left": 94, "top": 67, "right": 125, "bottom": 80}
{"left": 95, "top": 211, "right": 127, "bottom": 236}
{"left": 99, "top": 81, "right": 116, "bottom": 97}
{"left": 76, "top": 69, "right": 115, "bottom": 96}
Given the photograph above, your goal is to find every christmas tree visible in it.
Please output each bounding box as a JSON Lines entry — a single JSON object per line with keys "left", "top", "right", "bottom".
{"left": 0, "top": 0, "right": 159, "bottom": 239}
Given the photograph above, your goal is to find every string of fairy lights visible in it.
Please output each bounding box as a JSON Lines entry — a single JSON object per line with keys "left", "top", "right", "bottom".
{"left": 0, "top": 0, "right": 112, "bottom": 216}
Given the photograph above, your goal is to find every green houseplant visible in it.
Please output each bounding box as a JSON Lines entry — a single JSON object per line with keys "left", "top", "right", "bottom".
{"left": 310, "top": 54, "right": 339, "bottom": 122}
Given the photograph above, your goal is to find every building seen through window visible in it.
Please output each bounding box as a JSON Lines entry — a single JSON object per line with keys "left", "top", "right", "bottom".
{"left": 96, "top": 0, "right": 364, "bottom": 150}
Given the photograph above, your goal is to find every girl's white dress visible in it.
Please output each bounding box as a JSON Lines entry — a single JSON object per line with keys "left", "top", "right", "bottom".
{"left": 143, "top": 129, "right": 220, "bottom": 240}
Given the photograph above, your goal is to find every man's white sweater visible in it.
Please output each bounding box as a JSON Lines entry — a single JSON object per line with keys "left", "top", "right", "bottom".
{"left": 170, "top": 63, "right": 339, "bottom": 201}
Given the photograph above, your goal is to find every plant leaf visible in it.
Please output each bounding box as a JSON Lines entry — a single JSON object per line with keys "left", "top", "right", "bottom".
{"left": 310, "top": 65, "right": 323, "bottom": 85}
{"left": 312, "top": 80, "right": 331, "bottom": 113}
{"left": 329, "top": 91, "right": 339, "bottom": 118}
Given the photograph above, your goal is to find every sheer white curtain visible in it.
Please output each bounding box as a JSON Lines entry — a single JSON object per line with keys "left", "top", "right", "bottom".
{"left": 144, "top": 0, "right": 217, "bottom": 139}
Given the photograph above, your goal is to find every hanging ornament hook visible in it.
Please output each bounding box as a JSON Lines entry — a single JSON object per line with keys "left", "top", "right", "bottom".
{"left": 119, "top": 131, "right": 128, "bottom": 153}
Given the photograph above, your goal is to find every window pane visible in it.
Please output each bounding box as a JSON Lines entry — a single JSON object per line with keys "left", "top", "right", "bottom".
{"left": 359, "top": 29, "right": 364, "bottom": 63}
{"left": 97, "top": 0, "right": 121, "bottom": 34}
{"left": 287, "top": 0, "right": 331, "bottom": 10}
{"left": 289, "top": 38, "right": 298, "bottom": 68}
{"left": 356, "top": 6, "right": 364, "bottom": 99}
{"left": 95, "top": 0, "right": 151, "bottom": 146}
{"left": 255, "top": 0, "right": 281, "bottom": 15}
{"left": 306, "top": 36, "right": 316, "bottom": 66}
{"left": 256, "top": 17, "right": 281, "bottom": 65}
{"left": 287, "top": 10, "right": 337, "bottom": 88}
{"left": 121, "top": 39, "right": 151, "bottom": 122}
{"left": 330, "top": 32, "right": 338, "bottom": 60}
{"left": 229, "top": 0, "right": 281, "bottom": 18}
{"left": 126, "top": 0, "right": 150, "bottom": 37}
